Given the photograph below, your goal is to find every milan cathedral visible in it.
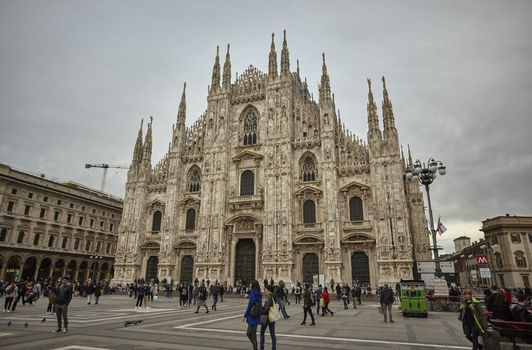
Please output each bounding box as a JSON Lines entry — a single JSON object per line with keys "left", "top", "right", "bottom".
{"left": 112, "top": 32, "right": 430, "bottom": 287}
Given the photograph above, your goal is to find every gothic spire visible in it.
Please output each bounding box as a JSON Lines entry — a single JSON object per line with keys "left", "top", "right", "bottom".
{"left": 143, "top": 116, "right": 153, "bottom": 166}
{"left": 132, "top": 118, "right": 143, "bottom": 163}
{"left": 296, "top": 59, "right": 300, "bottom": 79}
{"left": 382, "top": 76, "right": 396, "bottom": 130}
{"left": 177, "top": 82, "right": 186, "bottom": 126}
{"left": 367, "top": 78, "right": 382, "bottom": 139}
{"left": 319, "top": 53, "right": 332, "bottom": 104}
{"left": 280, "top": 30, "right": 290, "bottom": 78}
{"left": 210, "top": 46, "right": 221, "bottom": 93}
{"left": 268, "top": 33, "right": 278, "bottom": 79}
{"left": 222, "top": 44, "right": 231, "bottom": 90}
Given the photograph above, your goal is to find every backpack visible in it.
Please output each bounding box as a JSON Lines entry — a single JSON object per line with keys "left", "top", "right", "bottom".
{"left": 5, "top": 285, "right": 14, "bottom": 295}
{"left": 250, "top": 298, "right": 264, "bottom": 319}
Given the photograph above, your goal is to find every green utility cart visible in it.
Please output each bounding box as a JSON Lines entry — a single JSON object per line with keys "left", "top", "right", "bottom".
{"left": 400, "top": 280, "right": 428, "bottom": 317}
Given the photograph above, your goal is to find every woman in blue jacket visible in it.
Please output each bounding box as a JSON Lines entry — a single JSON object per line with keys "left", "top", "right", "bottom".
{"left": 244, "top": 280, "right": 262, "bottom": 350}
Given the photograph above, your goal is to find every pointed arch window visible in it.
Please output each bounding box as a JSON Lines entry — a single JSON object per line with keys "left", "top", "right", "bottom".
{"left": 301, "top": 156, "right": 317, "bottom": 181}
{"left": 152, "top": 210, "right": 162, "bottom": 232}
{"left": 349, "top": 197, "right": 364, "bottom": 221}
{"left": 187, "top": 167, "right": 201, "bottom": 192}
{"left": 240, "top": 170, "right": 255, "bottom": 196}
{"left": 185, "top": 208, "right": 196, "bottom": 230}
{"left": 243, "top": 110, "right": 257, "bottom": 145}
{"left": 303, "top": 200, "right": 316, "bottom": 224}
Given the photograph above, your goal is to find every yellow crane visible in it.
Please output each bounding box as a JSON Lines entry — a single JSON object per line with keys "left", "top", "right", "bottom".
{"left": 84, "top": 163, "right": 128, "bottom": 192}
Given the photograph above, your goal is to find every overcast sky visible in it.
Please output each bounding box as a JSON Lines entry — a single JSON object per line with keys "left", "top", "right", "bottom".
{"left": 1, "top": 1, "right": 531, "bottom": 253}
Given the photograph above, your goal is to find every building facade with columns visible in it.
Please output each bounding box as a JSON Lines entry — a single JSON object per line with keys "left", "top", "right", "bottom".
{"left": 481, "top": 215, "right": 532, "bottom": 288}
{"left": 112, "top": 32, "right": 430, "bottom": 287}
{"left": 0, "top": 163, "right": 122, "bottom": 282}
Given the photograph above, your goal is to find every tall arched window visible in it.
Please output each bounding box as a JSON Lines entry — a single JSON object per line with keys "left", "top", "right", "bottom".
{"left": 75, "top": 239, "right": 80, "bottom": 250}
{"left": 495, "top": 253, "right": 503, "bottom": 268}
{"left": 48, "top": 235, "right": 55, "bottom": 247}
{"left": 243, "top": 110, "right": 257, "bottom": 145}
{"left": 152, "top": 211, "right": 162, "bottom": 232}
{"left": 33, "top": 233, "right": 41, "bottom": 246}
{"left": 187, "top": 166, "right": 201, "bottom": 192}
{"left": 515, "top": 251, "right": 527, "bottom": 268}
{"left": 303, "top": 200, "right": 316, "bottom": 224}
{"left": 0, "top": 228, "right": 7, "bottom": 241}
{"left": 349, "top": 197, "right": 364, "bottom": 221}
{"left": 301, "top": 155, "right": 317, "bottom": 181}
{"left": 62, "top": 237, "right": 68, "bottom": 249}
{"left": 96, "top": 241, "right": 101, "bottom": 252}
{"left": 17, "top": 231, "right": 25, "bottom": 244}
{"left": 240, "top": 170, "right": 255, "bottom": 196}
{"left": 185, "top": 208, "right": 196, "bottom": 230}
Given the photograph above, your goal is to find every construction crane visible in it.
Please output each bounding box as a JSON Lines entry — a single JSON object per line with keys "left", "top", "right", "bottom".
{"left": 85, "top": 164, "right": 128, "bottom": 192}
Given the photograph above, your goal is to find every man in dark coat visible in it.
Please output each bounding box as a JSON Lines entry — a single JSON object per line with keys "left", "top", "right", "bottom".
{"left": 380, "top": 284, "right": 395, "bottom": 323}
{"left": 54, "top": 277, "right": 73, "bottom": 333}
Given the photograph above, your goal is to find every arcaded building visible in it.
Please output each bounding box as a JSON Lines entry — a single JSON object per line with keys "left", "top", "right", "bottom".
{"left": 0, "top": 163, "right": 122, "bottom": 282}
{"left": 112, "top": 32, "right": 430, "bottom": 287}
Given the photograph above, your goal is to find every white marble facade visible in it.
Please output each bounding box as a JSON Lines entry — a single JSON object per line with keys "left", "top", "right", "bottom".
{"left": 112, "top": 32, "right": 430, "bottom": 288}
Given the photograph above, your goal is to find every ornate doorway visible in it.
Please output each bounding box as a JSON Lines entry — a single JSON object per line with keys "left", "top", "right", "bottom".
{"left": 302, "top": 253, "right": 319, "bottom": 284}
{"left": 145, "top": 256, "right": 158, "bottom": 282}
{"left": 235, "top": 239, "right": 255, "bottom": 286}
{"left": 351, "top": 252, "right": 370, "bottom": 285}
{"left": 180, "top": 256, "right": 193, "bottom": 284}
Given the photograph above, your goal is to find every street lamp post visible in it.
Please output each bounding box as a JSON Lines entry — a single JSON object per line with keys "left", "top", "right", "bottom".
{"left": 89, "top": 255, "right": 103, "bottom": 281}
{"left": 405, "top": 158, "right": 446, "bottom": 277}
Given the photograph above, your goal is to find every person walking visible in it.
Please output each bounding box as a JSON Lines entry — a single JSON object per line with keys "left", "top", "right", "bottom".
{"left": 380, "top": 284, "right": 394, "bottom": 323}
{"left": 244, "top": 280, "right": 262, "bottom": 350}
{"left": 351, "top": 285, "right": 358, "bottom": 309}
{"left": 211, "top": 282, "right": 221, "bottom": 311}
{"left": 260, "top": 285, "right": 277, "bottom": 350}
{"left": 94, "top": 282, "right": 101, "bottom": 305}
{"left": 459, "top": 289, "right": 488, "bottom": 350}
{"left": 194, "top": 282, "right": 209, "bottom": 313}
{"left": 341, "top": 285, "right": 349, "bottom": 310}
{"left": 314, "top": 284, "right": 322, "bottom": 315}
{"left": 54, "top": 277, "right": 73, "bottom": 333}
{"left": 300, "top": 283, "right": 316, "bottom": 326}
{"left": 275, "top": 281, "right": 290, "bottom": 319}
{"left": 3, "top": 281, "right": 17, "bottom": 313}
{"left": 321, "top": 287, "right": 334, "bottom": 316}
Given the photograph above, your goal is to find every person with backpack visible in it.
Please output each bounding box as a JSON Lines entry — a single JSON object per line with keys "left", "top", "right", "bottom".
{"left": 260, "top": 285, "right": 278, "bottom": 350}
{"left": 3, "top": 281, "right": 17, "bottom": 313}
{"left": 243, "top": 280, "right": 262, "bottom": 350}
{"left": 135, "top": 279, "right": 145, "bottom": 309}
{"left": 194, "top": 282, "right": 209, "bottom": 313}
{"left": 300, "top": 283, "right": 316, "bottom": 326}
{"left": 459, "top": 289, "right": 488, "bottom": 350}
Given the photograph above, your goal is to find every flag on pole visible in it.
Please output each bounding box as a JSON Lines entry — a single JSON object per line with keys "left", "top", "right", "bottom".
{"left": 437, "top": 216, "right": 447, "bottom": 235}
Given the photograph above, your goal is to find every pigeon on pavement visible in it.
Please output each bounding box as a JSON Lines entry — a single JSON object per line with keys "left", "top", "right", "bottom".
{"left": 24, "top": 322, "right": 28, "bottom": 328}
{"left": 7, "top": 321, "right": 12, "bottom": 326}
{"left": 41, "top": 317, "right": 46, "bottom": 322}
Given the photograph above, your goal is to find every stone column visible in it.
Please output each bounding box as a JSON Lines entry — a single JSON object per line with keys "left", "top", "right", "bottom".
{"left": 34, "top": 263, "right": 41, "bottom": 281}
{"left": 0, "top": 262, "right": 8, "bottom": 281}
{"left": 230, "top": 238, "right": 237, "bottom": 285}
{"left": 74, "top": 268, "right": 80, "bottom": 282}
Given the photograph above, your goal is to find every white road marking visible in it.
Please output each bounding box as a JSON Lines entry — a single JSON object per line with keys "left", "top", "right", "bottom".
{"left": 174, "top": 314, "right": 242, "bottom": 328}
{"left": 181, "top": 326, "right": 470, "bottom": 349}
{"left": 52, "top": 346, "right": 113, "bottom": 350}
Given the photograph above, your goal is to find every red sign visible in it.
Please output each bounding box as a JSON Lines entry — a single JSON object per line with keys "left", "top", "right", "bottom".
{"left": 476, "top": 255, "right": 489, "bottom": 266}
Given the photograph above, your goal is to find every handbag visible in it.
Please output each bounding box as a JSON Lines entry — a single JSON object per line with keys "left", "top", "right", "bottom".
{"left": 268, "top": 297, "right": 281, "bottom": 322}
{"left": 320, "top": 297, "right": 325, "bottom": 307}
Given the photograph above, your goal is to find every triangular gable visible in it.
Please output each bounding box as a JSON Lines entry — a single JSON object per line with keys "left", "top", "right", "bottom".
{"left": 339, "top": 181, "right": 370, "bottom": 192}
{"left": 294, "top": 185, "right": 322, "bottom": 196}
{"left": 232, "top": 150, "right": 264, "bottom": 162}
{"left": 180, "top": 196, "right": 201, "bottom": 206}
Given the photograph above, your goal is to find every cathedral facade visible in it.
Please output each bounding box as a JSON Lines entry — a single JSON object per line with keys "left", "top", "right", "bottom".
{"left": 112, "top": 32, "right": 430, "bottom": 287}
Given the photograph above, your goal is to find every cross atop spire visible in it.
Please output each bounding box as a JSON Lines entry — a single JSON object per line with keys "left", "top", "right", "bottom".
{"left": 268, "top": 33, "right": 278, "bottom": 79}
{"left": 223, "top": 44, "right": 231, "bottom": 90}
{"left": 280, "top": 30, "right": 290, "bottom": 78}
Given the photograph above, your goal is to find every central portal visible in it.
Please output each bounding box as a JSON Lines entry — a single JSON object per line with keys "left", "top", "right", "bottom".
{"left": 235, "top": 239, "right": 256, "bottom": 286}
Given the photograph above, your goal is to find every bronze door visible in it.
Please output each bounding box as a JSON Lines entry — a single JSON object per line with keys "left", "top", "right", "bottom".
{"left": 351, "top": 252, "right": 370, "bottom": 285}
{"left": 145, "top": 256, "right": 158, "bottom": 282}
{"left": 180, "top": 256, "right": 193, "bottom": 284}
{"left": 303, "top": 253, "right": 319, "bottom": 284}
{"left": 235, "top": 239, "right": 256, "bottom": 286}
